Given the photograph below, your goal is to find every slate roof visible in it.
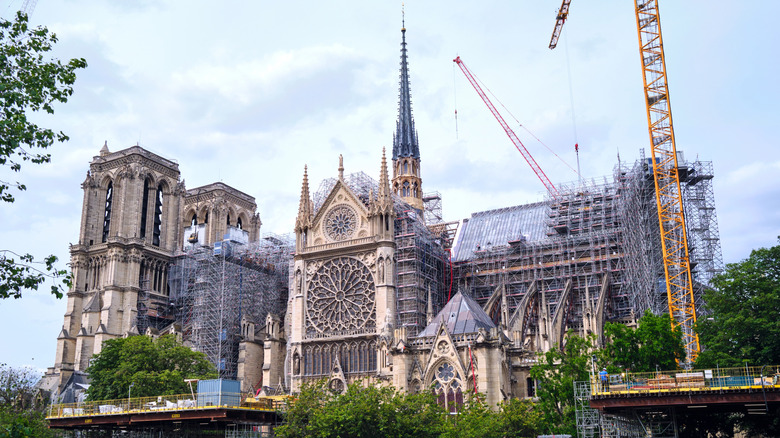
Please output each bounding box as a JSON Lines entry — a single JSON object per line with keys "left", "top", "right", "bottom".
{"left": 451, "top": 202, "right": 550, "bottom": 262}
{"left": 417, "top": 291, "right": 496, "bottom": 338}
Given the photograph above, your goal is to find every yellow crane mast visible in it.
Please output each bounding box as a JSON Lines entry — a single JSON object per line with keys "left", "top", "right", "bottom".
{"left": 547, "top": 0, "right": 700, "bottom": 363}
{"left": 634, "top": 0, "right": 699, "bottom": 363}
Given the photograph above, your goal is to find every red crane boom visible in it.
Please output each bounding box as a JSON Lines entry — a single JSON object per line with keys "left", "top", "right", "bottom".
{"left": 453, "top": 56, "right": 559, "bottom": 198}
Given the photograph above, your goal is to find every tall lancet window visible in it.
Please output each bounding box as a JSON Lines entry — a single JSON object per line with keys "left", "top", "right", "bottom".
{"left": 101, "top": 182, "right": 113, "bottom": 243}
{"left": 403, "top": 181, "right": 410, "bottom": 197}
{"left": 140, "top": 179, "right": 149, "bottom": 239}
{"left": 236, "top": 217, "right": 243, "bottom": 230}
{"left": 152, "top": 184, "right": 163, "bottom": 247}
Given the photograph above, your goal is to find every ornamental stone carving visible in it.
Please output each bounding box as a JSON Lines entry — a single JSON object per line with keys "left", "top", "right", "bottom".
{"left": 324, "top": 205, "right": 357, "bottom": 242}
{"left": 306, "top": 257, "right": 375, "bottom": 334}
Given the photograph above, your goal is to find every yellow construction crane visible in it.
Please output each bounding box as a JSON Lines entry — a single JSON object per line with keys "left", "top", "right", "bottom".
{"left": 550, "top": 1, "right": 700, "bottom": 363}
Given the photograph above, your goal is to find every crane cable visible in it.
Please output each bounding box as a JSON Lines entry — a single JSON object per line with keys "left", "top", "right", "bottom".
{"left": 468, "top": 66, "right": 579, "bottom": 177}
{"left": 453, "top": 62, "right": 459, "bottom": 139}
{"left": 564, "top": 30, "right": 583, "bottom": 186}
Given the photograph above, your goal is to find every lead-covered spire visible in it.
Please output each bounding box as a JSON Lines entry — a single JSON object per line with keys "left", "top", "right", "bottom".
{"left": 392, "top": 21, "right": 419, "bottom": 161}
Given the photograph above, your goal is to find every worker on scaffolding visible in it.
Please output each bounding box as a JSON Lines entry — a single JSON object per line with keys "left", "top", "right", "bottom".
{"left": 599, "top": 367, "right": 609, "bottom": 392}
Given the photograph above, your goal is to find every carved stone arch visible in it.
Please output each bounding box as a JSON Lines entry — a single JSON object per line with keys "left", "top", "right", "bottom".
{"left": 184, "top": 207, "right": 198, "bottom": 226}
{"left": 99, "top": 175, "right": 114, "bottom": 190}
{"left": 236, "top": 211, "right": 249, "bottom": 230}
{"left": 156, "top": 178, "right": 173, "bottom": 196}
{"left": 422, "top": 324, "right": 467, "bottom": 384}
{"left": 226, "top": 207, "right": 237, "bottom": 226}
{"left": 197, "top": 204, "right": 211, "bottom": 224}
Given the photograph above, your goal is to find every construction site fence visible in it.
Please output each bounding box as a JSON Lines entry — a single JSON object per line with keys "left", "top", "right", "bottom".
{"left": 47, "top": 393, "right": 291, "bottom": 419}
{"left": 591, "top": 365, "right": 780, "bottom": 397}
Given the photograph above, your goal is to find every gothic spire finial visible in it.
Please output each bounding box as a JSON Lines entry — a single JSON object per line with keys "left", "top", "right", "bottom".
{"left": 338, "top": 154, "right": 344, "bottom": 179}
{"left": 379, "top": 147, "right": 391, "bottom": 201}
{"left": 296, "top": 165, "right": 312, "bottom": 228}
{"left": 392, "top": 11, "right": 419, "bottom": 162}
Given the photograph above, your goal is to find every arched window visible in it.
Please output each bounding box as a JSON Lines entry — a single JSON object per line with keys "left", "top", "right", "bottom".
{"left": 413, "top": 182, "right": 418, "bottom": 197}
{"left": 226, "top": 214, "right": 231, "bottom": 226}
{"left": 140, "top": 180, "right": 149, "bottom": 239}
{"left": 403, "top": 161, "right": 408, "bottom": 174}
{"left": 152, "top": 184, "right": 163, "bottom": 247}
{"left": 403, "top": 181, "right": 410, "bottom": 197}
{"left": 102, "top": 182, "right": 113, "bottom": 242}
{"left": 431, "top": 362, "right": 463, "bottom": 413}
{"left": 236, "top": 217, "right": 243, "bottom": 230}
{"left": 191, "top": 214, "right": 197, "bottom": 226}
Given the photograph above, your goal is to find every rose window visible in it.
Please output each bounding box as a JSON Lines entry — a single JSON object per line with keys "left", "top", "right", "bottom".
{"left": 437, "top": 363, "right": 455, "bottom": 382}
{"left": 306, "top": 257, "right": 375, "bottom": 333}
{"left": 324, "top": 205, "right": 357, "bottom": 241}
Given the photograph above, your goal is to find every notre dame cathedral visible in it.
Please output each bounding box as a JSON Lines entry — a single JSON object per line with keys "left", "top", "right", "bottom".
{"left": 40, "top": 20, "right": 723, "bottom": 409}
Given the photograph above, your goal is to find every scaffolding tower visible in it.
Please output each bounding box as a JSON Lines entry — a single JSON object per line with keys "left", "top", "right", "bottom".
{"left": 169, "top": 233, "right": 293, "bottom": 379}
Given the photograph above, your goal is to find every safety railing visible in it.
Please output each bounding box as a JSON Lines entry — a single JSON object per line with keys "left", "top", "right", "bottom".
{"left": 47, "top": 392, "right": 291, "bottom": 419}
{"left": 591, "top": 365, "right": 780, "bottom": 396}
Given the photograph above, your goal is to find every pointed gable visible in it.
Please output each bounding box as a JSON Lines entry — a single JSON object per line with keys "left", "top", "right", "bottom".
{"left": 417, "top": 291, "right": 496, "bottom": 338}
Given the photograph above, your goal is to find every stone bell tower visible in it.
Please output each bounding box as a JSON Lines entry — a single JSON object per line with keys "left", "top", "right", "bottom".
{"left": 48, "top": 144, "right": 185, "bottom": 393}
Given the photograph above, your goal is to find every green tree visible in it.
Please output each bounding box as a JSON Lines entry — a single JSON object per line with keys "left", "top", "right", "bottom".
{"left": 498, "top": 398, "right": 544, "bottom": 438}
{"left": 529, "top": 333, "right": 593, "bottom": 435}
{"left": 441, "top": 393, "right": 498, "bottom": 438}
{"left": 0, "top": 364, "right": 57, "bottom": 438}
{"left": 1, "top": 11, "right": 86, "bottom": 299}
{"left": 276, "top": 381, "right": 447, "bottom": 438}
{"left": 601, "top": 310, "right": 685, "bottom": 372}
{"left": 695, "top": 241, "right": 780, "bottom": 368}
{"left": 85, "top": 335, "right": 216, "bottom": 401}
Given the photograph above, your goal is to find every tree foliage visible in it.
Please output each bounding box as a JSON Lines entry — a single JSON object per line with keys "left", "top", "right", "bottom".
{"left": 1, "top": 11, "right": 87, "bottom": 202}
{"left": 1, "top": 11, "right": 85, "bottom": 299}
{"left": 601, "top": 310, "right": 685, "bottom": 372}
{"left": 0, "top": 364, "right": 56, "bottom": 438}
{"left": 276, "top": 382, "right": 545, "bottom": 438}
{"left": 277, "top": 381, "right": 447, "bottom": 438}
{"left": 85, "top": 335, "right": 216, "bottom": 401}
{"left": 695, "top": 241, "right": 780, "bottom": 368}
{"left": 529, "top": 333, "right": 593, "bottom": 435}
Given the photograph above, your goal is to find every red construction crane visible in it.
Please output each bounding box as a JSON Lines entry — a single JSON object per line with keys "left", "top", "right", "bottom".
{"left": 453, "top": 56, "right": 559, "bottom": 199}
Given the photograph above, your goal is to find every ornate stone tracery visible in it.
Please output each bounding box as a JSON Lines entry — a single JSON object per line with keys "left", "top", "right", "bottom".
{"left": 324, "top": 204, "right": 358, "bottom": 241}
{"left": 306, "top": 257, "right": 375, "bottom": 335}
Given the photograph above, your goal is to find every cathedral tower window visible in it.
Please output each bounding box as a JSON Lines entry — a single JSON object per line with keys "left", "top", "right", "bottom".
{"left": 140, "top": 179, "right": 150, "bottom": 239}
{"left": 102, "top": 182, "right": 113, "bottom": 243}
{"left": 236, "top": 217, "right": 243, "bottom": 230}
{"left": 226, "top": 214, "right": 230, "bottom": 226}
{"left": 191, "top": 214, "right": 197, "bottom": 226}
{"left": 403, "top": 181, "right": 410, "bottom": 197}
{"left": 152, "top": 184, "right": 163, "bottom": 246}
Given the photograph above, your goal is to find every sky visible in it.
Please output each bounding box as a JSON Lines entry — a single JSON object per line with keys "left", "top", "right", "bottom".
{"left": 0, "top": 1, "right": 777, "bottom": 370}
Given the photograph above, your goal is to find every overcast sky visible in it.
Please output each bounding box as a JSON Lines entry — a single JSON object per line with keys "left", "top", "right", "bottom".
{"left": 1, "top": 1, "right": 777, "bottom": 370}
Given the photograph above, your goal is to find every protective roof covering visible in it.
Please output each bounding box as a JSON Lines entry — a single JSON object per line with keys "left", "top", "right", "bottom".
{"left": 417, "top": 291, "right": 496, "bottom": 338}
{"left": 451, "top": 202, "right": 550, "bottom": 261}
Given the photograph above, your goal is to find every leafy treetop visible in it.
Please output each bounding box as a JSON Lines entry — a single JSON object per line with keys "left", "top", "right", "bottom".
{"left": 85, "top": 335, "right": 216, "bottom": 401}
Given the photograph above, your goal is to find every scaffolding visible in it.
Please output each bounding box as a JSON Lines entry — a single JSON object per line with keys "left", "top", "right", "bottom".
{"left": 449, "top": 153, "right": 722, "bottom": 347}
{"left": 169, "top": 232, "right": 293, "bottom": 379}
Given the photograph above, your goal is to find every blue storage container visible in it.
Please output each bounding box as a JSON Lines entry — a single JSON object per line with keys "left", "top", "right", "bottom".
{"left": 197, "top": 379, "right": 241, "bottom": 407}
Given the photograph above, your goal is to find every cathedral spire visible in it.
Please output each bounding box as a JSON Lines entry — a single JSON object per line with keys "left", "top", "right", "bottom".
{"left": 393, "top": 18, "right": 419, "bottom": 161}
{"left": 390, "top": 15, "right": 424, "bottom": 212}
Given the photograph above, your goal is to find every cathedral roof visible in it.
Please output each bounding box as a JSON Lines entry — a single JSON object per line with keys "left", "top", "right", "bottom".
{"left": 417, "top": 291, "right": 496, "bottom": 337}
{"left": 451, "top": 202, "right": 550, "bottom": 261}
{"left": 392, "top": 23, "right": 420, "bottom": 161}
